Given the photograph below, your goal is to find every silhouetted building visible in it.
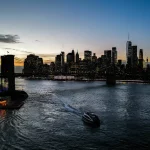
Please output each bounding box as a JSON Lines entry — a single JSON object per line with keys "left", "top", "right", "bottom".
{"left": 50, "top": 62, "right": 55, "bottom": 74}
{"left": 104, "top": 50, "right": 111, "bottom": 66}
{"left": 76, "top": 51, "right": 79, "bottom": 63}
{"left": 126, "top": 41, "right": 132, "bottom": 65}
{"left": 72, "top": 50, "right": 75, "bottom": 63}
{"left": 55, "top": 55, "right": 61, "bottom": 63}
{"left": 101, "top": 55, "right": 107, "bottom": 69}
{"left": 66, "top": 50, "right": 75, "bottom": 64}
{"left": 132, "top": 45, "right": 138, "bottom": 68}
{"left": 84, "top": 50, "right": 92, "bottom": 61}
{"left": 139, "top": 49, "right": 143, "bottom": 68}
{"left": 37, "top": 58, "right": 43, "bottom": 74}
{"left": 24, "top": 54, "right": 43, "bottom": 75}
{"left": 139, "top": 49, "right": 143, "bottom": 59}
{"left": 42, "top": 64, "right": 50, "bottom": 75}
{"left": 92, "top": 53, "right": 97, "bottom": 62}
{"left": 55, "top": 55, "right": 61, "bottom": 73}
{"left": 112, "top": 47, "right": 117, "bottom": 65}
{"left": 67, "top": 53, "right": 73, "bottom": 63}
{"left": 118, "top": 59, "right": 122, "bottom": 66}
{"left": 61, "top": 51, "right": 65, "bottom": 66}
{"left": 60, "top": 51, "right": 65, "bottom": 73}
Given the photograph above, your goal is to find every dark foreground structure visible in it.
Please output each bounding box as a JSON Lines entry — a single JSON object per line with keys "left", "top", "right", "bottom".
{"left": 0, "top": 55, "right": 28, "bottom": 109}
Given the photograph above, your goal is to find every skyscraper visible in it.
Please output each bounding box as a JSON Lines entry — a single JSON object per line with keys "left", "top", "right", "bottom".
{"left": 126, "top": 41, "right": 132, "bottom": 65}
{"left": 92, "top": 53, "right": 97, "bottom": 62}
{"left": 104, "top": 50, "right": 111, "bottom": 66}
{"left": 67, "top": 50, "right": 75, "bottom": 63}
{"left": 84, "top": 50, "right": 92, "bottom": 61}
{"left": 55, "top": 54, "right": 61, "bottom": 73}
{"left": 139, "top": 49, "right": 143, "bottom": 60}
{"left": 118, "top": 59, "right": 122, "bottom": 67}
{"left": 60, "top": 51, "right": 65, "bottom": 73}
{"left": 61, "top": 51, "right": 65, "bottom": 66}
{"left": 76, "top": 51, "right": 79, "bottom": 63}
{"left": 72, "top": 50, "right": 75, "bottom": 63}
{"left": 139, "top": 49, "right": 143, "bottom": 68}
{"left": 132, "top": 45, "right": 138, "bottom": 68}
{"left": 112, "top": 47, "right": 117, "bottom": 65}
{"left": 23, "top": 54, "right": 43, "bottom": 74}
{"left": 67, "top": 53, "right": 73, "bottom": 63}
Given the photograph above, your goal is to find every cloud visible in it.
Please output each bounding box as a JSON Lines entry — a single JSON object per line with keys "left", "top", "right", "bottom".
{"left": 38, "top": 54, "right": 57, "bottom": 58}
{"left": 0, "top": 34, "right": 20, "bottom": 43}
{"left": 3, "top": 48, "right": 57, "bottom": 59}
{"left": 14, "top": 57, "right": 24, "bottom": 66}
{"left": 35, "top": 40, "right": 40, "bottom": 42}
{"left": 4, "top": 48, "right": 33, "bottom": 54}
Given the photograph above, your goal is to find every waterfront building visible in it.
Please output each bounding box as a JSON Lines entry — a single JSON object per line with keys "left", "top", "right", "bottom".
{"left": 76, "top": 51, "right": 79, "bottom": 64}
{"left": 104, "top": 50, "right": 111, "bottom": 67}
{"left": 72, "top": 50, "right": 75, "bottom": 63}
{"left": 61, "top": 51, "right": 65, "bottom": 67}
{"left": 67, "top": 53, "right": 73, "bottom": 63}
{"left": 55, "top": 55, "right": 61, "bottom": 74}
{"left": 126, "top": 41, "right": 132, "bottom": 65}
{"left": 139, "top": 49, "right": 143, "bottom": 59}
{"left": 112, "top": 47, "right": 117, "bottom": 65}
{"left": 132, "top": 45, "right": 138, "bottom": 68}
{"left": 117, "top": 59, "right": 122, "bottom": 67}
{"left": 37, "top": 58, "right": 43, "bottom": 74}
{"left": 92, "top": 53, "right": 97, "bottom": 62}
{"left": 67, "top": 50, "right": 75, "bottom": 63}
{"left": 42, "top": 64, "right": 50, "bottom": 75}
{"left": 139, "top": 49, "right": 143, "bottom": 69}
{"left": 50, "top": 62, "right": 55, "bottom": 74}
{"left": 60, "top": 51, "right": 65, "bottom": 73}
{"left": 23, "top": 54, "right": 43, "bottom": 75}
{"left": 84, "top": 50, "right": 92, "bottom": 61}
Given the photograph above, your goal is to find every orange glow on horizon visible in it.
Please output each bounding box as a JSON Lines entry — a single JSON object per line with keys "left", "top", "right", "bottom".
{"left": 15, "top": 62, "right": 24, "bottom": 66}
{"left": 14, "top": 58, "right": 54, "bottom": 66}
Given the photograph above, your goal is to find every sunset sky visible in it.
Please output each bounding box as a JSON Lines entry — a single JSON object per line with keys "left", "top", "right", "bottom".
{"left": 0, "top": 0, "right": 150, "bottom": 66}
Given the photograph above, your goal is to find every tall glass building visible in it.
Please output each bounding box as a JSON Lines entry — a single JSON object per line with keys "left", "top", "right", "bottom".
{"left": 126, "top": 41, "right": 132, "bottom": 65}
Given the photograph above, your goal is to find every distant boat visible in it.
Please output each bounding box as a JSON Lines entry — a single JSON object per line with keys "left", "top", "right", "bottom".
{"left": 82, "top": 112, "right": 100, "bottom": 127}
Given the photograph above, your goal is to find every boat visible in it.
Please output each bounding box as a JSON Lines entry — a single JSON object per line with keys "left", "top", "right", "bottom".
{"left": 82, "top": 112, "right": 100, "bottom": 127}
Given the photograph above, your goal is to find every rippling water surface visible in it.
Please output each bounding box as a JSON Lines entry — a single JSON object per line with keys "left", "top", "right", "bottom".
{"left": 0, "top": 79, "right": 150, "bottom": 150}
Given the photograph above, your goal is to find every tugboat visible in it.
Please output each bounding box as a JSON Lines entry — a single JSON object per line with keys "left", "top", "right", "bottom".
{"left": 82, "top": 112, "right": 100, "bottom": 127}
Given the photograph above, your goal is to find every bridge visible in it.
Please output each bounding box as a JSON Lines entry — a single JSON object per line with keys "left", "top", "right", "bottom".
{"left": 0, "top": 73, "right": 26, "bottom": 78}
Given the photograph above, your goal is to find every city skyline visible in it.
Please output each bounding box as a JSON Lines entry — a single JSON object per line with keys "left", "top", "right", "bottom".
{"left": 0, "top": 0, "right": 150, "bottom": 66}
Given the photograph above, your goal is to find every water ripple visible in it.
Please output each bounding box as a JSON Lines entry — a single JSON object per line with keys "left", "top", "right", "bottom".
{"left": 1, "top": 79, "right": 150, "bottom": 150}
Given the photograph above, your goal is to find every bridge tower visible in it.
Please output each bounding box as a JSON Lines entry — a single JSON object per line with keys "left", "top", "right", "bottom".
{"left": 1, "top": 55, "right": 15, "bottom": 92}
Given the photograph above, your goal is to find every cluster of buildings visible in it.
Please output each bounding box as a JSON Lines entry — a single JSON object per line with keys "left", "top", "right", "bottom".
{"left": 23, "top": 48, "right": 117, "bottom": 77}
{"left": 23, "top": 54, "right": 50, "bottom": 75}
{"left": 22, "top": 40, "right": 150, "bottom": 80}
{"left": 126, "top": 41, "right": 145, "bottom": 69}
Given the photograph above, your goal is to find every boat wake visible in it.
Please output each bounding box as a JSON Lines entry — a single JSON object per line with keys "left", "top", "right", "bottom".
{"left": 52, "top": 93, "right": 81, "bottom": 116}
{"left": 64, "top": 103, "right": 81, "bottom": 115}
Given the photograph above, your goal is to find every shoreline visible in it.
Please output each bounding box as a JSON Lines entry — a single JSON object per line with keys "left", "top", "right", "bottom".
{"left": 22, "top": 77, "right": 150, "bottom": 84}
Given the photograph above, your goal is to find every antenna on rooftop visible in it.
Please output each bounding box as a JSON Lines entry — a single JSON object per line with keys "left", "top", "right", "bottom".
{"left": 128, "top": 33, "right": 130, "bottom": 41}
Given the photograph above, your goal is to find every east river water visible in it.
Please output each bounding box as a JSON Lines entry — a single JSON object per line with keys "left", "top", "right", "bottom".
{"left": 0, "top": 78, "right": 150, "bottom": 150}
